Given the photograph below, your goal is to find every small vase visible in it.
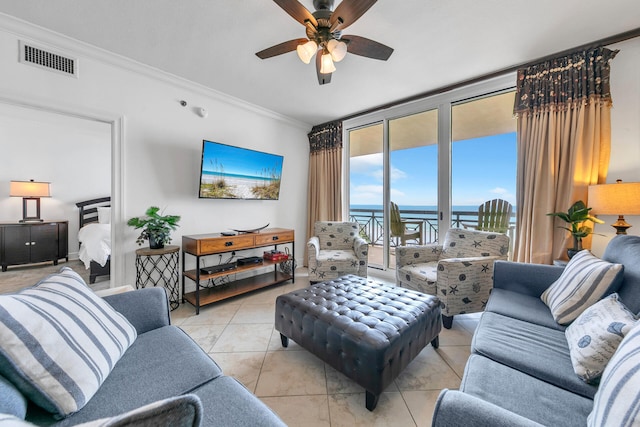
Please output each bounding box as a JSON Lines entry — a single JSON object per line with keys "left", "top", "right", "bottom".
{"left": 149, "top": 235, "right": 164, "bottom": 250}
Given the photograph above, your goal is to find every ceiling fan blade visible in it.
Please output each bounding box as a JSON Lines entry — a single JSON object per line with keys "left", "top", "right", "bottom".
{"left": 329, "top": 0, "right": 377, "bottom": 31}
{"left": 256, "top": 38, "right": 309, "bottom": 59}
{"left": 273, "top": 0, "right": 318, "bottom": 27}
{"left": 342, "top": 35, "right": 393, "bottom": 60}
{"left": 316, "top": 53, "right": 332, "bottom": 85}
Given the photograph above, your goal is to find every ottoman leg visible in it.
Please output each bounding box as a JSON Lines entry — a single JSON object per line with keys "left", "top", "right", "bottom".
{"left": 280, "top": 333, "right": 289, "bottom": 348}
{"left": 365, "top": 391, "right": 379, "bottom": 411}
{"left": 442, "top": 315, "right": 454, "bottom": 329}
{"left": 431, "top": 336, "right": 439, "bottom": 349}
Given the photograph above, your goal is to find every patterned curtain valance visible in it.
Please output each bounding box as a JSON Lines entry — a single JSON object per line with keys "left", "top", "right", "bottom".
{"left": 514, "top": 47, "right": 618, "bottom": 114}
{"left": 308, "top": 121, "right": 343, "bottom": 154}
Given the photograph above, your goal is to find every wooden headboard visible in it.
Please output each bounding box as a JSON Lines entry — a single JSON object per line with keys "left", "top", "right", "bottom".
{"left": 75, "top": 197, "right": 111, "bottom": 228}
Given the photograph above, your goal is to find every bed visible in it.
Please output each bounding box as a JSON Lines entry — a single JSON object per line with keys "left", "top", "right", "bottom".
{"left": 75, "top": 197, "right": 111, "bottom": 283}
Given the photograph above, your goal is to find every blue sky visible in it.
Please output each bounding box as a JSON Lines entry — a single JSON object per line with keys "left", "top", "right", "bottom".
{"left": 350, "top": 132, "right": 517, "bottom": 207}
{"left": 201, "top": 141, "right": 283, "bottom": 178}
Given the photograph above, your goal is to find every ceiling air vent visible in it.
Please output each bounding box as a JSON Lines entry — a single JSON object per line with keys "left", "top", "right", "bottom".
{"left": 19, "top": 41, "right": 78, "bottom": 78}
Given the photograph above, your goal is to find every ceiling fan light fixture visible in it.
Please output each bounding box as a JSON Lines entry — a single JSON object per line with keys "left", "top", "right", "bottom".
{"left": 320, "top": 52, "right": 336, "bottom": 73}
{"left": 296, "top": 40, "right": 318, "bottom": 64}
{"left": 327, "top": 39, "right": 347, "bottom": 62}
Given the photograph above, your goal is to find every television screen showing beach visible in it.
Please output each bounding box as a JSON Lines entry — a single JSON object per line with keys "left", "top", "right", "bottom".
{"left": 199, "top": 141, "right": 284, "bottom": 200}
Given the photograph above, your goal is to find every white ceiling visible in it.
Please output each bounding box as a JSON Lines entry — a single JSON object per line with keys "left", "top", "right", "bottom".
{"left": 0, "top": 0, "right": 638, "bottom": 126}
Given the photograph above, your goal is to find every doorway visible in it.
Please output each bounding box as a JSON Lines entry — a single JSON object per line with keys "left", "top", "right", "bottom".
{"left": 0, "top": 98, "right": 121, "bottom": 292}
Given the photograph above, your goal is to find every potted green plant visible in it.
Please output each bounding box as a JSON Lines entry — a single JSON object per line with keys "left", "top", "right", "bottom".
{"left": 127, "top": 206, "right": 181, "bottom": 249}
{"left": 547, "top": 200, "right": 604, "bottom": 258}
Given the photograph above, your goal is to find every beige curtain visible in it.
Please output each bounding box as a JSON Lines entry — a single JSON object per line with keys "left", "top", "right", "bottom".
{"left": 514, "top": 47, "right": 617, "bottom": 264}
{"left": 305, "top": 121, "right": 343, "bottom": 265}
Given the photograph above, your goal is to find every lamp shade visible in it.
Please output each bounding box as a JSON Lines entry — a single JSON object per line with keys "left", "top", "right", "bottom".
{"left": 10, "top": 180, "right": 51, "bottom": 198}
{"left": 327, "top": 39, "right": 347, "bottom": 62}
{"left": 296, "top": 40, "right": 317, "bottom": 64}
{"left": 588, "top": 181, "right": 640, "bottom": 215}
{"left": 320, "top": 52, "right": 336, "bottom": 74}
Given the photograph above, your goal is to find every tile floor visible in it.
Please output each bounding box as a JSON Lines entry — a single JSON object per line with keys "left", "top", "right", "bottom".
{"left": 171, "top": 268, "right": 480, "bottom": 427}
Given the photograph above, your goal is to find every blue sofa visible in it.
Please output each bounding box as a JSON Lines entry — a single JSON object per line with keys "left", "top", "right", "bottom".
{"left": 432, "top": 235, "right": 640, "bottom": 426}
{"left": 0, "top": 284, "right": 285, "bottom": 427}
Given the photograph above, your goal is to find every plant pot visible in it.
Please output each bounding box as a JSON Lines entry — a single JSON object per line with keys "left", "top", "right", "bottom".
{"left": 567, "top": 237, "right": 583, "bottom": 259}
{"left": 148, "top": 234, "right": 164, "bottom": 250}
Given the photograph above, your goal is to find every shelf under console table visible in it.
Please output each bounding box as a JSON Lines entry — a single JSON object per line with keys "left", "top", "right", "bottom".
{"left": 181, "top": 228, "right": 295, "bottom": 314}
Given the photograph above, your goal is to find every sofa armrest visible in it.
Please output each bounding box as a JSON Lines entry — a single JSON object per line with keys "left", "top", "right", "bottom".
{"left": 432, "top": 390, "right": 544, "bottom": 427}
{"left": 395, "top": 244, "right": 442, "bottom": 268}
{"left": 493, "top": 260, "right": 564, "bottom": 297}
{"left": 103, "top": 287, "right": 171, "bottom": 335}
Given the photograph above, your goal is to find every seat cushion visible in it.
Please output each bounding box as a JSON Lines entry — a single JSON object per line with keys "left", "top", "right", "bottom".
{"left": 486, "top": 288, "right": 565, "bottom": 331}
{"left": 0, "top": 267, "right": 137, "bottom": 418}
{"left": 461, "top": 354, "right": 593, "bottom": 427}
{"left": 396, "top": 261, "right": 438, "bottom": 295}
{"left": 471, "top": 312, "right": 597, "bottom": 398}
{"left": 27, "top": 326, "right": 222, "bottom": 426}
{"left": 192, "top": 376, "right": 286, "bottom": 426}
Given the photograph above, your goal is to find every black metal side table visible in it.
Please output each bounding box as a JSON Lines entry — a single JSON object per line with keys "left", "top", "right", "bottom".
{"left": 135, "top": 245, "right": 180, "bottom": 310}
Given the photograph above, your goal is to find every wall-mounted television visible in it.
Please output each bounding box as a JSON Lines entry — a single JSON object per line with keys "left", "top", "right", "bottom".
{"left": 198, "top": 140, "right": 284, "bottom": 200}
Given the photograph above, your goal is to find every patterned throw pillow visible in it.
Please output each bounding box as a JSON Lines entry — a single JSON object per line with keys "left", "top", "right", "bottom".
{"left": 588, "top": 322, "right": 640, "bottom": 426}
{"left": 565, "top": 293, "right": 637, "bottom": 383}
{"left": 0, "top": 267, "right": 137, "bottom": 418}
{"left": 541, "top": 250, "right": 624, "bottom": 324}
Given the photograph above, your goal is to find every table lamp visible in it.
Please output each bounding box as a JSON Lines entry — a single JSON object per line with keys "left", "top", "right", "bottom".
{"left": 9, "top": 180, "right": 51, "bottom": 223}
{"left": 588, "top": 179, "right": 640, "bottom": 234}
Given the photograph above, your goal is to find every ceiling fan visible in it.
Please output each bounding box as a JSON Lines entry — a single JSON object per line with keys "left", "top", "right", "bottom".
{"left": 256, "top": 0, "right": 393, "bottom": 85}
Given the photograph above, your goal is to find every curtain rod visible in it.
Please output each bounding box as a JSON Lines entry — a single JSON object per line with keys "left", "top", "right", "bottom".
{"left": 323, "top": 26, "right": 640, "bottom": 127}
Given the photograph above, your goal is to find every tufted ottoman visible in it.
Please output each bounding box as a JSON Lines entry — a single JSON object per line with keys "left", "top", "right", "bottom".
{"left": 275, "top": 274, "right": 442, "bottom": 411}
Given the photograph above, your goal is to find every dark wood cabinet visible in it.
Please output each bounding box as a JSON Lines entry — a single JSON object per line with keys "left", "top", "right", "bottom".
{"left": 0, "top": 221, "right": 69, "bottom": 271}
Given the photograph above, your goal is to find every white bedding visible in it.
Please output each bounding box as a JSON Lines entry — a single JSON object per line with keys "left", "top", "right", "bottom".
{"left": 78, "top": 223, "right": 111, "bottom": 269}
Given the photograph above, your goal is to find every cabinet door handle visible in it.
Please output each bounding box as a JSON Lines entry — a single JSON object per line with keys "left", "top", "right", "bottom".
{"left": 225, "top": 241, "right": 233, "bottom": 247}
{"left": 272, "top": 236, "right": 279, "bottom": 241}
{"left": 25, "top": 242, "right": 31, "bottom": 246}
{"left": 31, "top": 242, "right": 36, "bottom": 245}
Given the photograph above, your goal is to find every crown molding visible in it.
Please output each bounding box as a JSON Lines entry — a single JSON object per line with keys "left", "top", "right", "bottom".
{"left": 0, "top": 12, "right": 310, "bottom": 130}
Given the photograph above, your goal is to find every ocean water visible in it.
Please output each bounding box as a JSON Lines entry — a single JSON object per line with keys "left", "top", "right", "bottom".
{"left": 351, "top": 204, "right": 479, "bottom": 212}
{"left": 202, "top": 170, "right": 275, "bottom": 182}
{"left": 349, "top": 204, "right": 515, "bottom": 223}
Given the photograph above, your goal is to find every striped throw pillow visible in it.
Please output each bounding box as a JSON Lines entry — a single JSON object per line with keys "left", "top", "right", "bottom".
{"left": 541, "top": 250, "right": 623, "bottom": 325}
{"left": 0, "top": 267, "right": 137, "bottom": 417}
{"left": 588, "top": 322, "right": 640, "bottom": 426}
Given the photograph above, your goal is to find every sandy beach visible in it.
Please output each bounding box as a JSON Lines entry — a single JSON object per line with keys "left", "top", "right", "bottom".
{"left": 202, "top": 175, "right": 273, "bottom": 199}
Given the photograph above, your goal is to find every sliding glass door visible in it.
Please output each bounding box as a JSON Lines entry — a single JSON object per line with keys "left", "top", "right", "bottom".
{"left": 451, "top": 91, "right": 517, "bottom": 254}
{"left": 348, "top": 123, "right": 384, "bottom": 268}
{"left": 388, "top": 109, "right": 439, "bottom": 268}
{"left": 345, "top": 74, "right": 516, "bottom": 271}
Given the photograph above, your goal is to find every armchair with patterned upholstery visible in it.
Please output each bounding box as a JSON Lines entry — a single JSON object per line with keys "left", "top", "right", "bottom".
{"left": 307, "top": 221, "right": 369, "bottom": 283}
{"left": 396, "top": 228, "right": 509, "bottom": 329}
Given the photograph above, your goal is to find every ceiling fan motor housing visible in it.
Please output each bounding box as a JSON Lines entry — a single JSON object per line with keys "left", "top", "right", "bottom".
{"left": 313, "top": 0, "right": 334, "bottom": 10}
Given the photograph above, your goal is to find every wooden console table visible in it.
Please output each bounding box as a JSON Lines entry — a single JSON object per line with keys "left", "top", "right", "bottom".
{"left": 181, "top": 228, "right": 295, "bottom": 314}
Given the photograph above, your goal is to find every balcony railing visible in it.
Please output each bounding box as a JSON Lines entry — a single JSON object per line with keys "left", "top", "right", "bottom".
{"left": 349, "top": 207, "right": 516, "bottom": 252}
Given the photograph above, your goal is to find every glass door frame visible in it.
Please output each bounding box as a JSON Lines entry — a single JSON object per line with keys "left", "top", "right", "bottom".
{"left": 343, "top": 74, "right": 516, "bottom": 270}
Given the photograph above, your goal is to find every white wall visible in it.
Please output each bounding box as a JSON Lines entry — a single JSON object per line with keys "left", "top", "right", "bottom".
{"left": 0, "top": 103, "right": 111, "bottom": 255}
{"left": 0, "top": 15, "right": 310, "bottom": 288}
{"left": 590, "top": 37, "right": 640, "bottom": 256}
